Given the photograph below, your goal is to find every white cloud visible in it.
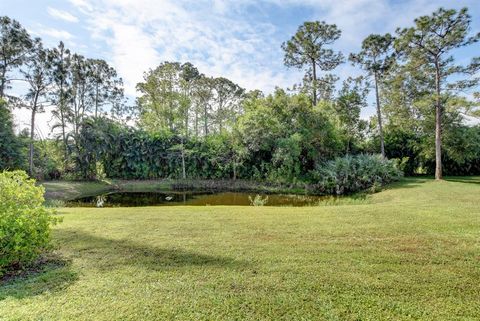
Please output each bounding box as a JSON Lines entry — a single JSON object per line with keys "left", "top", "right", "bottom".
{"left": 68, "top": 0, "right": 94, "bottom": 12}
{"left": 47, "top": 7, "right": 79, "bottom": 23}
{"left": 13, "top": 108, "right": 55, "bottom": 138}
{"left": 70, "top": 0, "right": 293, "bottom": 96}
{"left": 71, "top": 0, "right": 479, "bottom": 100}
{"left": 38, "top": 27, "right": 75, "bottom": 41}
{"left": 107, "top": 24, "right": 161, "bottom": 96}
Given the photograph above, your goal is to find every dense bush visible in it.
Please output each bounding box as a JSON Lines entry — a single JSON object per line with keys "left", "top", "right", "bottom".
{"left": 237, "top": 90, "right": 344, "bottom": 182}
{"left": 383, "top": 127, "right": 420, "bottom": 176}
{"left": 32, "top": 140, "right": 64, "bottom": 180}
{"left": 0, "top": 171, "right": 57, "bottom": 276}
{"left": 74, "top": 107, "right": 343, "bottom": 182}
{"left": 74, "top": 118, "right": 238, "bottom": 180}
{"left": 428, "top": 125, "right": 480, "bottom": 175}
{"left": 0, "top": 100, "right": 27, "bottom": 171}
{"left": 311, "top": 154, "right": 403, "bottom": 195}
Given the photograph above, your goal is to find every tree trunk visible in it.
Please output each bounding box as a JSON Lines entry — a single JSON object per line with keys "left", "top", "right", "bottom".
{"left": 0, "top": 66, "right": 6, "bottom": 99}
{"left": 73, "top": 91, "right": 78, "bottom": 137}
{"left": 60, "top": 108, "right": 67, "bottom": 159}
{"left": 374, "top": 72, "right": 385, "bottom": 158}
{"left": 434, "top": 61, "right": 442, "bottom": 180}
{"left": 194, "top": 107, "right": 199, "bottom": 137}
{"left": 95, "top": 82, "right": 99, "bottom": 117}
{"left": 181, "top": 137, "right": 186, "bottom": 179}
{"left": 233, "top": 157, "right": 237, "bottom": 180}
{"left": 204, "top": 103, "right": 208, "bottom": 136}
{"left": 311, "top": 59, "right": 317, "bottom": 106}
{"left": 218, "top": 97, "right": 223, "bottom": 133}
{"left": 59, "top": 80, "right": 68, "bottom": 162}
{"left": 168, "top": 82, "right": 174, "bottom": 131}
{"left": 185, "top": 109, "right": 189, "bottom": 138}
{"left": 29, "top": 92, "right": 39, "bottom": 176}
{"left": 184, "top": 88, "right": 189, "bottom": 138}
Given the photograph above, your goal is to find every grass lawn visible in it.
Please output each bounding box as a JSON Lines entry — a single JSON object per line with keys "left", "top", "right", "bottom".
{"left": 2, "top": 177, "right": 480, "bottom": 320}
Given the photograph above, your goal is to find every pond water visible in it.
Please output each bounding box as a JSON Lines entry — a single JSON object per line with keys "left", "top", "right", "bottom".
{"left": 67, "top": 191, "right": 326, "bottom": 207}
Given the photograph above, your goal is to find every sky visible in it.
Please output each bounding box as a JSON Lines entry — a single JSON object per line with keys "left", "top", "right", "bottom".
{"left": 1, "top": 0, "right": 479, "bottom": 137}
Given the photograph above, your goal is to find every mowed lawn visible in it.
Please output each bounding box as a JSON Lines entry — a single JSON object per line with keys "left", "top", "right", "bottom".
{"left": 1, "top": 178, "right": 480, "bottom": 320}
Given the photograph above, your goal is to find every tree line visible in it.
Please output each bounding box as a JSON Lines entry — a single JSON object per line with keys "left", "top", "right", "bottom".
{"left": 0, "top": 7, "right": 479, "bottom": 184}
{"left": 0, "top": 16, "right": 126, "bottom": 176}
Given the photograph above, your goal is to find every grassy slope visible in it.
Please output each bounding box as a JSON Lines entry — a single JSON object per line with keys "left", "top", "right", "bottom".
{"left": 2, "top": 178, "right": 480, "bottom": 320}
{"left": 41, "top": 180, "right": 112, "bottom": 200}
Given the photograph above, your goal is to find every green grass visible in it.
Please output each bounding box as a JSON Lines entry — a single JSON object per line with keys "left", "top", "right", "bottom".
{"left": 2, "top": 177, "right": 480, "bottom": 320}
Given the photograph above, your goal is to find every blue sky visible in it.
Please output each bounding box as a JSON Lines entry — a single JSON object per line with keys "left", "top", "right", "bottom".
{"left": 1, "top": 0, "right": 479, "bottom": 134}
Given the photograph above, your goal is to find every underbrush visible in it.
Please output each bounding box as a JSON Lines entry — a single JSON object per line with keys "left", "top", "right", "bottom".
{"left": 311, "top": 154, "right": 403, "bottom": 195}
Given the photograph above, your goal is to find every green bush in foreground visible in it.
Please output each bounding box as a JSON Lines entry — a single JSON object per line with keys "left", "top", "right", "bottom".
{"left": 312, "top": 154, "right": 403, "bottom": 195}
{"left": 0, "top": 171, "right": 58, "bottom": 277}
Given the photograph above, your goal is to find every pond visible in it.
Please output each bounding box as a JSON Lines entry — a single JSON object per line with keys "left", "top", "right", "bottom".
{"left": 67, "top": 191, "right": 326, "bottom": 207}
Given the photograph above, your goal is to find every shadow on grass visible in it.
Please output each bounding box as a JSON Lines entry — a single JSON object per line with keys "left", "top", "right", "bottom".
{"left": 444, "top": 176, "right": 480, "bottom": 185}
{"left": 55, "top": 229, "right": 247, "bottom": 271}
{"left": 0, "top": 254, "right": 77, "bottom": 300}
{"left": 1, "top": 229, "right": 245, "bottom": 300}
{"left": 383, "top": 177, "right": 428, "bottom": 190}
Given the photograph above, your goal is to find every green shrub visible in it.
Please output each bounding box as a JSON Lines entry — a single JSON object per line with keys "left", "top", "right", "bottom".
{"left": 32, "top": 140, "right": 64, "bottom": 180}
{"left": 0, "top": 171, "right": 58, "bottom": 276}
{"left": 311, "top": 154, "right": 403, "bottom": 195}
{"left": 0, "top": 99, "right": 27, "bottom": 171}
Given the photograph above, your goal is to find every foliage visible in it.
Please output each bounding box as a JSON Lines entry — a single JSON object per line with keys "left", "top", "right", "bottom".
{"left": 0, "top": 16, "right": 33, "bottom": 98}
{"left": 0, "top": 99, "right": 26, "bottom": 170}
{"left": 269, "top": 133, "right": 303, "bottom": 183}
{"left": 21, "top": 40, "right": 53, "bottom": 175}
{"left": 1, "top": 11, "right": 480, "bottom": 185}
{"left": 428, "top": 125, "right": 480, "bottom": 175}
{"left": 311, "top": 154, "right": 402, "bottom": 195}
{"left": 237, "top": 89, "right": 343, "bottom": 182}
{"left": 395, "top": 7, "right": 480, "bottom": 179}
{"left": 137, "top": 62, "right": 244, "bottom": 136}
{"left": 282, "top": 21, "right": 344, "bottom": 105}
{"left": 32, "top": 40, "right": 126, "bottom": 172}
{"left": 74, "top": 91, "right": 345, "bottom": 184}
{"left": 74, "top": 117, "right": 238, "bottom": 180}
{"left": 381, "top": 61, "right": 480, "bottom": 176}
{"left": 0, "top": 171, "right": 57, "bottom": 276}
{"left": 350, "top": 33, "right": 395, "bottom": 157}
{"left": 383, "top": 126, "right": 420, "bottom": 175}
{"left": 322, "top": 77, "right": 369, "bottom": 154}
{"left": 32, "top": 140, "right": 64, "bottom": 180}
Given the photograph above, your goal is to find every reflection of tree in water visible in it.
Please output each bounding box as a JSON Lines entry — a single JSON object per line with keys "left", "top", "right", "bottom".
{"left": 69, "top": 191, "right": 326, "bottom": 207}
{"left": 96, "top": 195, "right": 106, "bottom": 207}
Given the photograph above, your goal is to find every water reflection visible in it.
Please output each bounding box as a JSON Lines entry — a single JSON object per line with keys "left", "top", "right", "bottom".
{"left": 96, "top": 195, "right": 106, "bottom": 207}
{"left": 67, "top": 191, "right": 325, "bottom": 207}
